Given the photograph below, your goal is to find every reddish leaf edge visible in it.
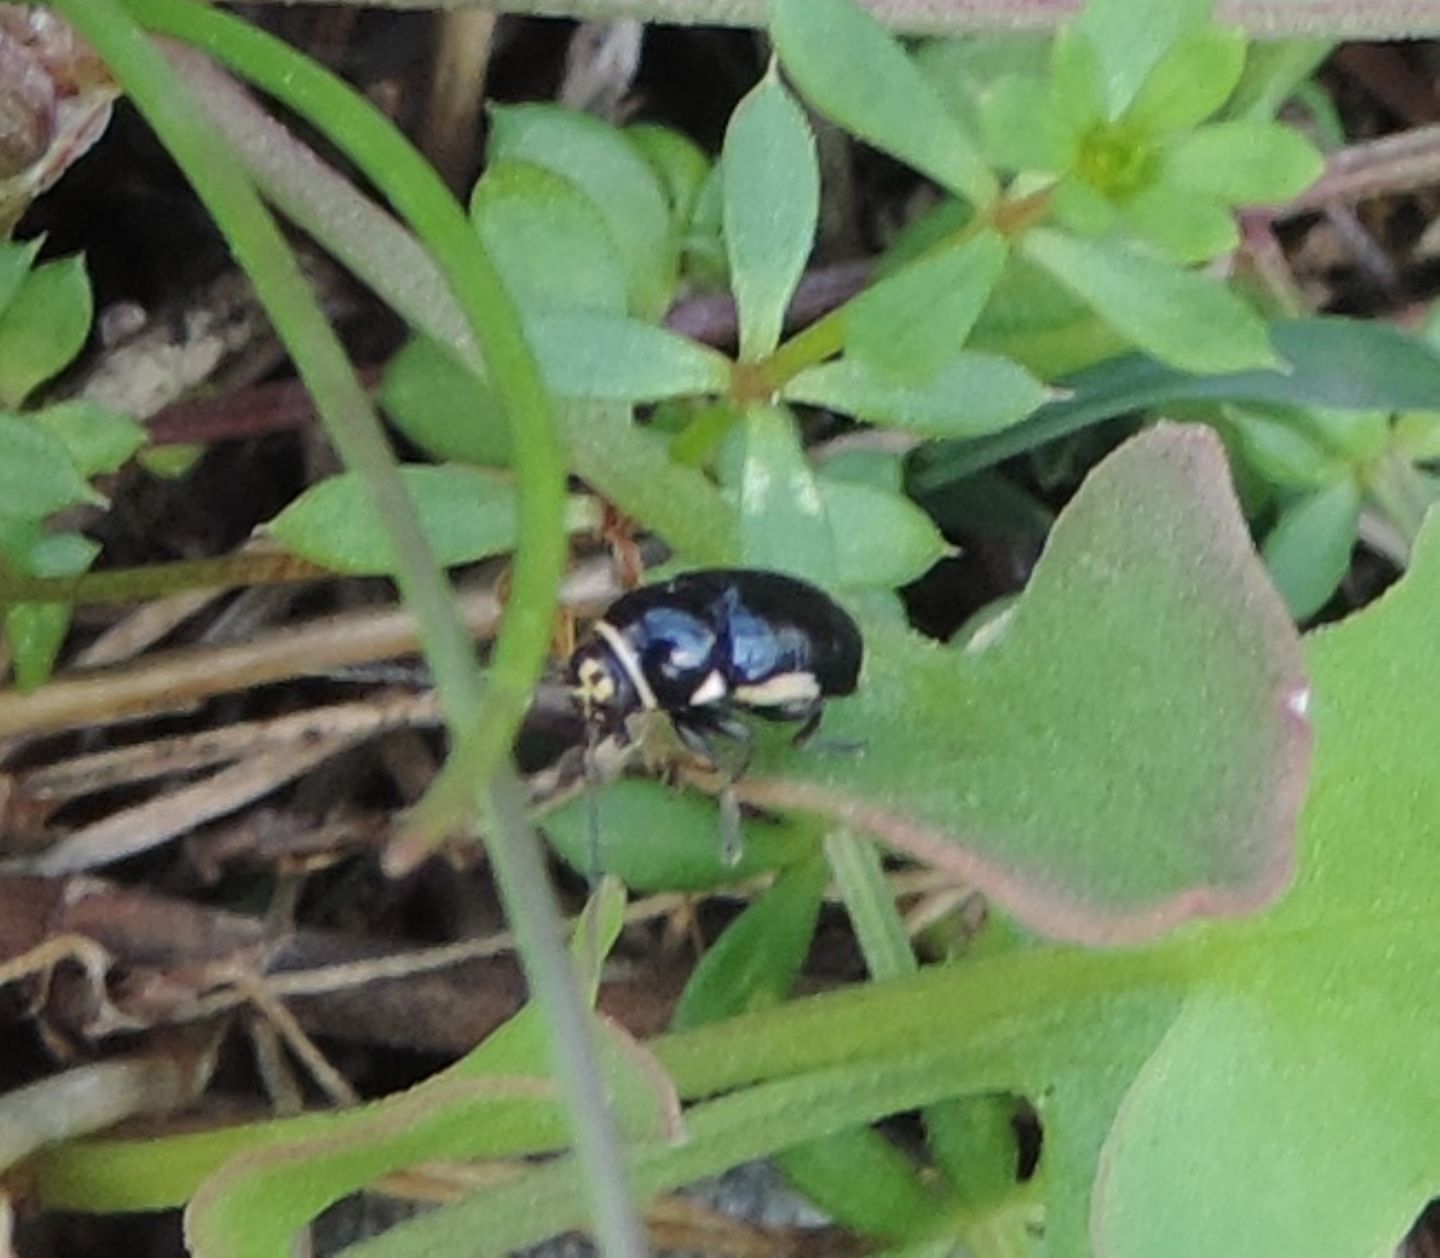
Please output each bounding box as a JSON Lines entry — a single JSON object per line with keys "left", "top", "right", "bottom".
{"left": 740, "top": 424, "right": 1314, "bottom": 947}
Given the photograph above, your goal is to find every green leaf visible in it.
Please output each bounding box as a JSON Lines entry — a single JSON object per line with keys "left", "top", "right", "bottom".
{"left": 1394, "top": 411, "right": 1440, "bottom": 463}
{"left": 0, "top": 412, "right": 100, "bottom": 521}
{"left": 784, "top": 351, "right": 1048, "bottom": 438}
{"left": 3, "top": 531, "right": 97, "bottom": 692}
{"left": 1165, "top": 121, "right": 1326, "bottom": 205}
{"left": 31, "top": 401, "right": 146, "bottom": 477}
{"left": 1224, "top": 404, "right": 1346, "bottom": 489}
{"left": 922, "top": 318, "right": 1440, "bottom": 487}
{"left": 844, "top": 230, "right": 1008, "bottom": 378}
{"left": 752, "top": 424, "right": 1306, "bottom": 941}
{"left": 1049, "top": 174, "right": 1122, "bottom": 238}
{"left": 543, "top": 779, "right": 813, "bottom": 892}
{"left": 1123, "top": 27, "right": 1248, "bottom": 134}
{"left": 1093, "top": 521, "right": 1440, "bottom": 1254}
{"left": 1262, "top": 477, "right": 1360, "bottom": 619}
{"left": 980, "top": 74, "right": 1078, "bottom": 173}
{"left": 821, "top": 478, "right": 950, "bottom": 590}
{"left": 1221, "top": 39, "right": 1332, "bottom": 124}
{"left": 771, "top": 0, "right": 998, "bottom": 210}
{"left": 0, "top": 255, "right": 93, "bottom": 408}
{"left": 379, "top": 336, "right": 510, "bottom": 467}
{"left": 735, "top": 402, "right": 837, "bottom": 583}
{"left": 916, "top": 33, "right": 1054, "bottom": 142}
{"left": 1121, "top": 179, "right": 1237, "bottom": 263}
{"left": 267, "top": 465, "right": 595, "bottom": 575}
{"left": 470, "top": 161, "right": 628, "bottom": 317}
{"left": 672, "top": 854, "right": 828, "bottom": 1031}
{"left": 627, "top": 123, "right": 711, "bottom": 227}
{"left": 487, "top": 104, "right": 675, "bottom": 317}
{"left": 723, "top": 72, "right": 819, "bottom": 362}
{"left": 530, "top": 311, "right": 732, "bottom": 402}
{"left": 1022, "top": 228, "right": 1278, "bottom": 374}
{"left": 1049, "top": 29, "right": 1106, "bottom": 135}
{"left": 561, "top": 403, "right": 740, "bottom": 566}
{"left": 0, "top": 237, "right": 42, "bottom": 322}
{"left": 1075, "top": 0, "right": 1213, "bottom": 119}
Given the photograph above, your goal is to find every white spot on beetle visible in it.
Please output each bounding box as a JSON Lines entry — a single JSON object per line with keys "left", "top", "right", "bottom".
{"left": 689, "top": 670, "right": 729, "bottom": 706}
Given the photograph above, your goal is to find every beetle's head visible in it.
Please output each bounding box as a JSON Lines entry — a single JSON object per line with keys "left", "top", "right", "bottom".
{"left": 567, "top": 636, "right": 640, "bottom": 729}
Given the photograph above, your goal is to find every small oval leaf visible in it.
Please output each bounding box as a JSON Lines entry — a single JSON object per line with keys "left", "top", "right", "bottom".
{"left": 723, "top": 72, "right": 819, "bottom": 362}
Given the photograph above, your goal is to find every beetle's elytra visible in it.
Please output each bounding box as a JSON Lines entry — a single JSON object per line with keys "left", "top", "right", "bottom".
{"left": 568, "top": 568, "right": 863, "bottom": 757}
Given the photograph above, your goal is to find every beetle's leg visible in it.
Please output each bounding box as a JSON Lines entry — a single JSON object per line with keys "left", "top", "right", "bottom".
{"left": 789, "top": 701, "right": 825, "bottom": 747}
{"left": 790, "top": 702, "right": 866, "bottom": 755}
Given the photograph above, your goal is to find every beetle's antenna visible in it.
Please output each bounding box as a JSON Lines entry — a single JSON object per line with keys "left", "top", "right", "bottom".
{"left": 584, "top": 717, "right": 603, "bottom": 883}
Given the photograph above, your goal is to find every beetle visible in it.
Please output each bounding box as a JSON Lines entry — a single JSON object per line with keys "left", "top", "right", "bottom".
{"left": 568, "top": 567, "right": 863, "bottom": 766}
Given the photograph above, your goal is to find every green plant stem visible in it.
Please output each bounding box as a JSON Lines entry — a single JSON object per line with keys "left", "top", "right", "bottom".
{"left": 0, "top": 551, "right": 328, "bottom": 604}
{"left": 824, "top": 829, "right": 915, "bottom": 981}
{"left": 60, "top": 2, "right": 642, "bottom": 1252}
{"left": 129, "top": 0, "right": 565, "bottom": 819}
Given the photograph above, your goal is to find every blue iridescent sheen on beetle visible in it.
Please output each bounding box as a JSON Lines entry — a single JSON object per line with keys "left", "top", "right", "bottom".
{"left": 568, "top": 568, "right": 863, "bottom": 757}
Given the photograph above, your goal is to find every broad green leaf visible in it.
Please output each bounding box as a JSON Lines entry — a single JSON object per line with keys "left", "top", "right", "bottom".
{"left": 723, "top": 72, "right": 819, "bottom": 361}
{"left": 844, "top": 230, "right": 1008, "bottom": 378}
{"left": 543, "top": 779, "right": 813, "bottom": 891}
{"left": 1022, "top": 228, "right": 1278, "bottom": 374}
{"left": 266, "top": 465, "right": 596, "bottom": 575}
{"left": 1262, "top": 477, "right": 1361, "bottom": 619}
{"left": 1123, "top": 27, "right": 1247, "bottom": 135}
{"left": 529, "top": 311, "right": 731, "bottom": 402}
{"left": 672, "top": 854, "right": 828, "bottom": 1031}
{"left": 0, "top": 237, "right": 41, "bottom": 322}
{"left": 1121, "top": 179, "right": 1237, "bottom": 263}
{"left": 1074, "top": 0, "right": 1212, "bottom": 119}
{"left": 771, "top": 0, "right": 998, "bottom": 210}
{"left": 921, "top": 317, "right": 1440, "bottom": 486}
{"left": 820, "top": 478, "right": 950, "bottom": 590}
{"left": 31, "top": 401, "right": 146, "bottom": 477}
{"left": 735, "top": 402, "right": 837, "bottom": 583}
{"left": 784, "top": 351, "right": 1048, "bottom": 438}
{"left": 627, "top": 123, "right": 711, "bottom": 227}
{"left": 980, "top": 74, "right": 1078, "bottom": 173}
{"left": 1093, "top": 518, "right": 1440, "bottom": 1256}
{"left": 487, "top": 105, "right": 674, "bottom": 317}
{"left": 379, "top": 336, "right": 510, "bottom": 467}
{"left": 470, "top": 161, "right": 628, "bottom": 316}
{"left": 749, "top": 424, "right": 1307, "bottom": 941}
{"left": 1165, "top": 121, "right": 1326, "bottom": 205}
{"left": 0, "top": 255, "right": 92, "bottom": 408}
{"left": 0, "top": 412, "right": 100, "bottom": 521}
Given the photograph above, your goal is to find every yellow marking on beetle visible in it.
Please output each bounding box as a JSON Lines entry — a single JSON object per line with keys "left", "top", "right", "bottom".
{"left": 732, "top": 671, "right": 821, "bottom": 709}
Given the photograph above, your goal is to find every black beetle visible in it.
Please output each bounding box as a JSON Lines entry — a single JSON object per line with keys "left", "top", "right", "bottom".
{"left": 568, "top": 567, "right": 863, "bottom": 764}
